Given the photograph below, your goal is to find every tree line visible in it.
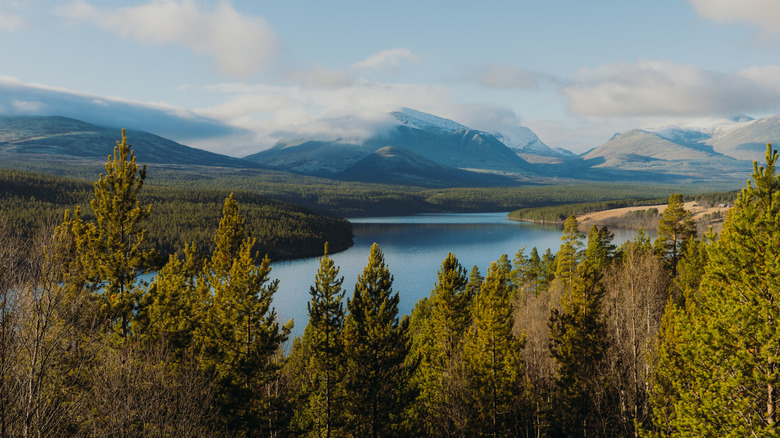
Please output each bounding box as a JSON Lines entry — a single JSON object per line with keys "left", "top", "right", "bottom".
{"left": 0, "top": 131, "right": 777, "bottom": 437}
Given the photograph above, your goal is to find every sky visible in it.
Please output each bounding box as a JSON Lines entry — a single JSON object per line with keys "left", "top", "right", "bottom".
{"left": 3, "top": 0, "right": 780, "bottom": 157}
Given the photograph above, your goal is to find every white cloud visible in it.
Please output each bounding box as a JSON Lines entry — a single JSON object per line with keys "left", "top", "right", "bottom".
{"left": 196, "top": 80, "right": 456, "bottom": 154}
{"left": 350, "top": 48, "right": 419, "bottom": 73}
{"left": 0, "top": 1, "right": 26, "bottom": 32}
{"left": 0, "top": 77, "right": 244, "bottom": 148}
{"left": 0, "top": 13, "right": 23, "bottom": 32}
{"left": 688, "top": 0, "right": 780, "bottom": 33}
{"left": 11, "top": 99, "right": 46, "bottom": 112}
{"left": 564, "top": 60, "right": 780, "bottom": 117}
{"left": 55, "top": 0, "right": 281, "bottom": 78}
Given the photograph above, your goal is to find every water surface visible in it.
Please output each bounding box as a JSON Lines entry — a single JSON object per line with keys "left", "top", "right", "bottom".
{"left": 270, "top": 212, "right": 640, "bottom": 337}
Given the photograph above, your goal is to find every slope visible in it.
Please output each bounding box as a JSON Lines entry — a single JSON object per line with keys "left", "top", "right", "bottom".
{"left": 0, "top": 115, "right": 257, "bottom": 168}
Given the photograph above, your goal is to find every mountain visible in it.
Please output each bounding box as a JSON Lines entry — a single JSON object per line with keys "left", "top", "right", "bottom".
{"left": 245, "top": 108, "right": 539, "bottom": 184}
{"left": 0, "top": 115, "right": 257, "bottom": 168}
{"left": 581, "top": 128, "right": 749, "bottom": 182}
{"left": 492, "top": 125, "right": 572, "bottom": 164}
{"left": 335, "top": 146, "right": 515, "bottom": 187}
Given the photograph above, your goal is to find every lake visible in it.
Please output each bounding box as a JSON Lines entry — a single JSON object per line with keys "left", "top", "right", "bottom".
{"left": 269, "top": 212, "right": 642, "bottom": 338}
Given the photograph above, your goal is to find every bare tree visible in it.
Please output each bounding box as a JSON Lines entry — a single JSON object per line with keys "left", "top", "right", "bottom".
{"left": 603, "top": 242, "right": 668, "bottom": 437}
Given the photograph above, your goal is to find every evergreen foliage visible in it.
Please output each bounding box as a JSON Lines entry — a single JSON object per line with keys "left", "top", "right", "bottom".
{"left": 555, "top": 215, "right": 584, "bottom": 287}
{"left": 343, "top": 243, "right": 411, "bottom": 437}
{"left": 462, "top": 260, "right": 526, "bottom": 436}
{"left": 89, "top": 129, "right": 153, "bottom": 339}
{"left": 303, "top": 243, "right": 346, "bottom": 437}
{"left": 549, "top": 225, "right": 612, "bottom": 436}
{"left": 197, "top": 195, "right": 293, "bottom": 436}
{"left": 410, "top": 253, "right": 472, "bottom": 436}
{"left": 654, "top": 194, "right": 696, "bottom": 277}
{"left": 650, "top": 144, "right": 780, "bottom": 436}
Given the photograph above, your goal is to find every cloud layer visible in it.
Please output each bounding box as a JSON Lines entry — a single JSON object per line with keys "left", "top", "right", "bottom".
{"left": 564, "top": 60, "right": 780, "bottom": 117}
{"left": 688, "top": 0, "right": 780, "bottom": 33}
{"left": 56, "top": 0, "right": 281, "bottom": 77}
{"left": 0, "top": 77, "right": 244, "bottom": 145}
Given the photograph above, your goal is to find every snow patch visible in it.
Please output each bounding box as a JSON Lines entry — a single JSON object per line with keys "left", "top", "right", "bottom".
{"left": 391, "top": 107, "right": 469, "bottom": 134}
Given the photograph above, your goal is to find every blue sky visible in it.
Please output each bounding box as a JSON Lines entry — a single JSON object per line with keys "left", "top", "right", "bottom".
{"left": 2, "top": 0, "right": 780, "bottom": 156}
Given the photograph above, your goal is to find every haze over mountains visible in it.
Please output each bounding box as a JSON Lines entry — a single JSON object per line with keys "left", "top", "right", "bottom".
{"left": 1, "top": 108, "right": 777, "bottom": 188}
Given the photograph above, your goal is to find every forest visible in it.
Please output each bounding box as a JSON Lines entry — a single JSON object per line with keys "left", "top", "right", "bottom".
{"left": 0, "top": 131, "right": 778, "bottom": 437}
{"left": 0, "top": 167, "right": 353, "bottom": 266}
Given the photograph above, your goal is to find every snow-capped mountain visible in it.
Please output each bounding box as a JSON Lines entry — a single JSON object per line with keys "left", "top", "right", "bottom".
{"left": 390, "top": 107, "right": 469, "bottom": 134}
{"left": 246, "top": 108, "right": 540, "bottom": 186}
{"left": 493, "top": 126, "right": 566, "bottom": 158}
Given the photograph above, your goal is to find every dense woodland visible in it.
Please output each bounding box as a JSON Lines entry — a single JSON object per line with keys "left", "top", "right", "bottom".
{"left": 0, "top": 132, "right": 778, "bottom": 437}
{"left": 1, "top": 157, "right": 711, "bottom": 218}
{"left": 0, "top": 168, "right": 352, "bottom": 266}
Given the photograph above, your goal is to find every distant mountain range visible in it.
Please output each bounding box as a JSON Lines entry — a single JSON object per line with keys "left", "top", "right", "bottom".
{"left": 0, "top": 115, "right": 257, "bottom": 169}
{"left": 2, "top": 110, "right": 779, "bottom": 188}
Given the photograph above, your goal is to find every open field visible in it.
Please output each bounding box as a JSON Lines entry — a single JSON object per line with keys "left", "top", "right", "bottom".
{"left": 577, "top": 201, "right": 731, "bottom": 234}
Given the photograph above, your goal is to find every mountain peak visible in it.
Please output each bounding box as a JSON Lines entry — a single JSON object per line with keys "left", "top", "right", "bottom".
{"left": 390, "top": 107, "right": 469, "bottom": 133}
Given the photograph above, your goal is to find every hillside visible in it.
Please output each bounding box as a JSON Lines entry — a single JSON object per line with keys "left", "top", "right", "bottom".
{"left": 0, "top": 115, "right": 258, "bottom": 168}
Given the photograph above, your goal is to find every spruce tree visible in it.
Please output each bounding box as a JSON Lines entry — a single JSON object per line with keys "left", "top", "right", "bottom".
{"left": 89, "top": 129, "right": 152, "bottom": 339}
{"left": 304, "top": 243, "right": 346, "bottom": 438}
{"left": 343, "top": 243, "right": 410, "bottom": 438}
{"left": 650, "top": 144, "right": 780, "bottom": 436}
{"left": 462, "top": 260, "right": 526, "bottom": 436}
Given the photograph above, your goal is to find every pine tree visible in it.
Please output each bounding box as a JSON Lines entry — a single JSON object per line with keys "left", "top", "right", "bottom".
{"left": 462, "top": 260, "right": 526, "bottom": 436}
{"left": 540, "top": 247, "right": 556, "bottom": 291}
{"left": 466, "top": 265, "right": 483, "bottom": 299}
{"left": 548, "top": 225, "right": 611, "bottom": 436}
{"left": 654, "top": 194, "right": 696, "bottom": 277}
{"left": 555, "top": 215, "right": 584, "bottom": 287}
{"left": 584, "top": 225, "right": 616, "bottom": 271}
{"left": 304, "top": 243, "right": 346, "bottom": 438}
{"left": 343, "top": 243, "right": 410, "bottom": 438}
{"left": 649, "top": 144, "right": 780, "bottom": 436}
{"left": 411, "top": 253, "right": 471, "bottom": 435}
{"left": 89, "top": 129, "right": 152, "bottom": 339}
{"left": 138, "top": 243, "right": 203, "bottom": 360}
{"left": 198, "top": 195, "right": 292, "bottom": 436}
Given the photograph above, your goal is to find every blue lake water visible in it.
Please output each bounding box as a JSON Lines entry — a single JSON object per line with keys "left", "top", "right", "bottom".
{"left": 269, "top": 212, "right": 641, "bottom": 338}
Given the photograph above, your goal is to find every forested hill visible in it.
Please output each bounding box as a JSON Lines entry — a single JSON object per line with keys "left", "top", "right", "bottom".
{"left": 0, "top": 168, "right": 353, "bottom": 264}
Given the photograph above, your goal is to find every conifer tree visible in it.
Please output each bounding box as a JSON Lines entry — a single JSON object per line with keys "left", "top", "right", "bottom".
{"left": 548, "top": 225, "right": 611, "bottom": 436}
{"left": 466, "top": 265, "right": 483, "bottom": 299}
{"left": 540, "top": 248, "right": 556, "bottom": 290}
{"left": 462, "top": 260, "right": 526, "bottom": 436}
{"left": 650, "top": 144, "right": 780, "bottom": 436}
{"left": 198, "top": 195, "right": 292, "bottom": 436}
{"left": 89, "top": 129, "right": 152, "bottom": 339}
{"left": 343, "top": 243, "right": 410, "bottom": 438}
{"left": 138, "top": 243, "right": 202, "bottom": 360}
{"left": 524, "top": 246, "right": 542, "bottom": 295}
{"left": 304, "top": 243, "right": 346, "bottom": 438}
{"left": 654, "top": 194, "right": 696, "bottom": 277}
{"left": 555, "top": 215, "right": 584, "bottom": 287}
{"left": 411, "top": 253, "right": 471, "bottom": 435}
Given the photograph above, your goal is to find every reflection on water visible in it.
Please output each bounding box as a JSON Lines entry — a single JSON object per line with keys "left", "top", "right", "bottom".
{"left": 270, "top": 212, "right": 642, "bottom": 338}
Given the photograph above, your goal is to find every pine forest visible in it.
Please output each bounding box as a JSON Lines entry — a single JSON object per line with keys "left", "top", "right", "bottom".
{"left": 1, "top": 130, "right": 779, "bottom": 437}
